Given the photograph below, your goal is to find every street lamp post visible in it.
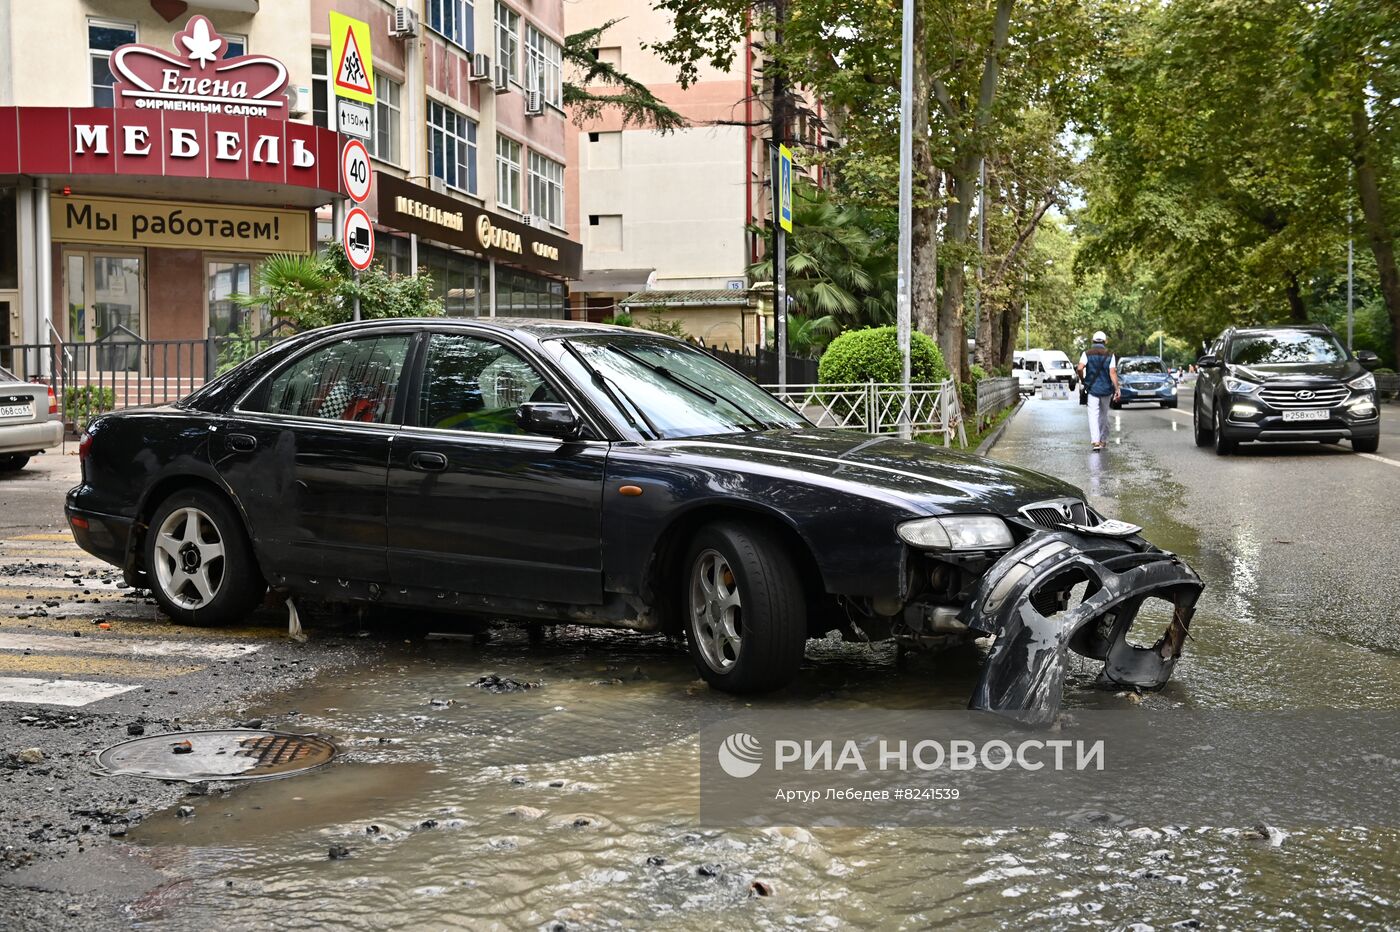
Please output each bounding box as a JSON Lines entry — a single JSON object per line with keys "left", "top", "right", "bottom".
{"left": 895, "top": 0, "right": 914, "bottom": 438}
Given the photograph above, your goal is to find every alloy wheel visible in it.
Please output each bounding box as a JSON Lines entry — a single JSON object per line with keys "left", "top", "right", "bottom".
{"left": 689, "top": 548, "right": 743, "bottom": 673}
{"left": 153, "top": 506, "right": 226, "bottom": 610}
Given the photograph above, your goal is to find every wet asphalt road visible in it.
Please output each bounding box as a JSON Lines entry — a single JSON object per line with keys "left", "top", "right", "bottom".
{"left": 1, "top": 395, "right": 1398, "bottom": 930}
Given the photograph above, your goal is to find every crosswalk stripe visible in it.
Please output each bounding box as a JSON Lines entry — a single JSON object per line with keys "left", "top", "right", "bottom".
{"left": 0, "top": 613, "right": 283, "bottom": 639}
{"left": 0, "top": 631, "right": 261, "bottom": 660}
{"left": 0, "top": 676, "right": 139, "bottom": 707}
{"left": 0, "top": 652, "right": 203, "bottom": 678}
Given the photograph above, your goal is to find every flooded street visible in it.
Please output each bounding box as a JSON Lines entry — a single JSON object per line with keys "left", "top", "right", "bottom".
{"left": 116, "top": 392, "right": 1400, "bottom": 930}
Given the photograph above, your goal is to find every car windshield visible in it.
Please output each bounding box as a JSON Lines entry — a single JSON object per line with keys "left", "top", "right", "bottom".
{"left": 551, "top": 334, "right": 807, "bottom": 439}
{"left": 1046, "top": 358, "right": 1072, "bottom": 370}
{"left": 1120, "top": 358, "right": 1166, "bottom": 374}
{"left": 1229, "top": 331, "right": 1345, "bottom": 365}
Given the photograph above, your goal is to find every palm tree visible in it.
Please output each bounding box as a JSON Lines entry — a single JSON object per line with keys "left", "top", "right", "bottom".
{"left": 785, "top": 313, "right": 841, "bottom": 357}
{"left": 231, "top": 252, "right": 337, "bottom": 331}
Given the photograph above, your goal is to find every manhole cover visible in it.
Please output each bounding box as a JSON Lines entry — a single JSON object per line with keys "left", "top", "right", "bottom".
{"left": 94, "top": 729, "right": 336, "bottom": 783}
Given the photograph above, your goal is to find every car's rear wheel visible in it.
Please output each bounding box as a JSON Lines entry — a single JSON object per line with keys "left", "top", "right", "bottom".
{"left": 146, "top": 489, "right": 265, "bottom": 626}
{"left": 1193, "top": 397, "right": 1213, "bottom": 447}
{"left": 1353, "top": 436, "right": 1380, "bottom": 454}
{"left": 1213, "top": 406, "right": 1236, "bottom": 456}
{"left": 684, "top": 522, "right": 806, "bottom": 694}
{"left": 0, "top": 455, "right": 30, "bottom": 471}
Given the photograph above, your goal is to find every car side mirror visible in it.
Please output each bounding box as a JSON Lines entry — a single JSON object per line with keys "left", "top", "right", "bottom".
{"left": 517, "top": 402, "right": 582, "bottom": 440}
{"left": 1356, "top": 349, "right": 1380, "bottom": 371}
{"left": 1196, "top": 354, "right": 1219, "bottom": 368}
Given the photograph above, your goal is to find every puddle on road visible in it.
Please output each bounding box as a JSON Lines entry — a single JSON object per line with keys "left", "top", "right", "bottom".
{"left": 123, "top": 623, "right": 1400, "bottom": 930}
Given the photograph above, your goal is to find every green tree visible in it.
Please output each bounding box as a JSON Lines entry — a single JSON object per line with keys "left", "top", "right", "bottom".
{"left": 564, "top": 20, "right": 686, "bottom": 132}
{"left": 233, "top": 249, "right": 443, "bottom": 333}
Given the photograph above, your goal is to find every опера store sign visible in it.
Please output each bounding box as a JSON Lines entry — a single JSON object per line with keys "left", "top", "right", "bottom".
{"left": 0, "top": 16, "right": 342, "bottom": 196}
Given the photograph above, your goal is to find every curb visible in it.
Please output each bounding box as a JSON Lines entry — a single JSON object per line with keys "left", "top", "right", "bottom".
{"left": 975, "top": 397, "right": 1026, "bottom": 457}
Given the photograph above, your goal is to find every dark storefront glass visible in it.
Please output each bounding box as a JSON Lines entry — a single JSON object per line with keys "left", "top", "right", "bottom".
{"left": 0, "top": 189, "right": 17, "bottom": 290}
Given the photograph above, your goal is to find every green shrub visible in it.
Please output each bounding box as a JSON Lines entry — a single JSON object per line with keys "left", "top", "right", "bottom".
{"left": 602, "top": 312, "right": 633, "bottom": 327}
{"left": 818, "top": 326, "right": 948, "bottom": 385}
{"left": 1376, "top": 367, "right": 1396, "bottom": 375}
{"left": 969, "top": 363, "right": 989, "bottom": 383}
{"left": 64, "top": 386, "right": 115, "bottom": 428}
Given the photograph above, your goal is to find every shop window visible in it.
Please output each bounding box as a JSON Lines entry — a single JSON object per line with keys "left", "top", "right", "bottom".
{"left": 89, "top": 19, "right": 137, "bottom": 108}
{"left": 528, "top": 152, "right": 563, "bottom": 227}
{"left": 0, "top": 189, "right": 16, "bottom": 291}
{"left": 428, "top": 0, "right": 473, "bottom": 51}
{"left": 208, "top": 260, "right": 260, "bottom": 338}
{"left": 428, "top": 100, "right": 478, "bottom": 194}
{"left": 258, "top": 334, "right": 411, "bottom": 424}
{"left": 311, "top": 47, "right": 331, "bottom": 129}
{"left": 372, "top": 77, "right": 402, "bottom": 165}
{"left": 495, "top": 2, "right": 520, "bottom": 83}
{"left": 496, "top": 136, "right": 522, "bottom": 213}
{"left": 525, "top": 26, "right": 562, "bottom": 108}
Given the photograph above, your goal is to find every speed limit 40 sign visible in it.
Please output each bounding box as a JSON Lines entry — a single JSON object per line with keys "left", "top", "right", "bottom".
{"left": 341, "top": 139, "right": 372, "bottom": 203}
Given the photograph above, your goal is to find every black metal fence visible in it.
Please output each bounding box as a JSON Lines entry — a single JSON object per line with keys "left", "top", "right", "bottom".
{"left": 1, "top": 326, "right": 287, "bottom": 431}
{"left": 704, "top": 345, "right": 820, "bottom": 385}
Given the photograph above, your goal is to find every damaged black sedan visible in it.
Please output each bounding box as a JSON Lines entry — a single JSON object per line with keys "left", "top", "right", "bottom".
{"left": 67, "top": 319, "right": 1202, "bottom": 722}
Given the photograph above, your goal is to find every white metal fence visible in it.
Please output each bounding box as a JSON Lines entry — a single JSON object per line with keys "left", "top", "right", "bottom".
{"left": 976, "top": 376, "right": 1021, "bottom": 417}
{"left": 762, "top": 380, "right": 968, "bottom": 446}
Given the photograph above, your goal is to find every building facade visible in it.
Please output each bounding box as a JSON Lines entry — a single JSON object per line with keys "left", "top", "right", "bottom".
{"left": 0, "top": 0, "right": 578, "bottom": 381}
{"left": 562, "top": 0, "right": 767, "bottom": 349}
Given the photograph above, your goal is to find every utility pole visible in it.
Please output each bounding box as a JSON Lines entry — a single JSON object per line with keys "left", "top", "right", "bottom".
{"left": 974, "top": 158, "right": 986, "bottom": 363}
{"left": 771, "top": 0, "right": 789, "bottom": 390}
{"left": 895, "top": 0, "right": 914, "bottom": 438}
{"left": 1347, "top": 197, "right": 1355, "bottom": 352}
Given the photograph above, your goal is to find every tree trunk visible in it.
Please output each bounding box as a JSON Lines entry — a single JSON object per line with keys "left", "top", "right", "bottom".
{"left": 1353, "top": 106, "right": 1400, "bottom": 364}
{"left": 939, "top": 158, "right": 978, "bottom": 381}
{"left": 909, "top": 0, "right": 938, "bottom": 341}
{"left": 1285, "top": 273, "right": 1307, "bottom": 323}
{"left": 1000, "top": 298, "right": 1022, "bottom": 364}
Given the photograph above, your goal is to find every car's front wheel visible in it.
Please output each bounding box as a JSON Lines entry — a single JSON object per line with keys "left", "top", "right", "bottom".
{"left": 0, "top": 455, "right": 30, "bottom": 471}
{"left": 1161, "top": 400, "right": 1178, "bottom": 409}
{"left": 1193, "top": 397, "right": 1213, "bottom": 447}
{"left": 684, "top": 522, "right": 806, "bottom": 694}
{"left": 1213, "top": 405, "right": 1236, "bottom": 456}
{"left": 1353, "top": 436, "right": 1380, "bottom": 454}
{"left": 145, "top": 489, "right": 265, "bottom": 626}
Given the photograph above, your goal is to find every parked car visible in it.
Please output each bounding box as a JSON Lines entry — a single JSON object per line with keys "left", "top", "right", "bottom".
{"left": 1024, "top": 349, "right": 1077, "bottom": 391}
{"left": 67, "top": 320, "right": 1202, "bottom": 723}
{"left": 0, "top": 366, "right": 62, "bottom": 470}
{"left": 1193, "top": 324, "right": 1380, "bottom": 455}
{"left": 1011, "top": 355, "right": 1035, "bottom": 394}
{"left": 1105, "top": 355, "right": 1178, "bottom": 409}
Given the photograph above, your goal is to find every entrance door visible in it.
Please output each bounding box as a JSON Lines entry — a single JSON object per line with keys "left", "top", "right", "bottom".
{"left": 64, "top": 250, "right": 144, "bottom": 374}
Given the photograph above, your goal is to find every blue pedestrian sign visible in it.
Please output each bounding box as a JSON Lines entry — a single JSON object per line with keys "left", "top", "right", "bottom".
{"left": 778, "top": 144, "right": 793, "bottom": 233}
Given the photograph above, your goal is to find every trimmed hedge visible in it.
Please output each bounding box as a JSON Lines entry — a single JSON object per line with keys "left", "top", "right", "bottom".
{"left": 818, "top": 327, "right": 948, "bottom": 385}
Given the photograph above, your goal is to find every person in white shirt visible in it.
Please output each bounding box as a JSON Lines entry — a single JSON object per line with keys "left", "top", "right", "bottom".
{"left": 1076, "top": 331, "right": 1120, "bottom": 451}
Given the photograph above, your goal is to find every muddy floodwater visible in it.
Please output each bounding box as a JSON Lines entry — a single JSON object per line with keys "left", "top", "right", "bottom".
{"left": 125, "top": 402, "right": 1400, "bottom": 930}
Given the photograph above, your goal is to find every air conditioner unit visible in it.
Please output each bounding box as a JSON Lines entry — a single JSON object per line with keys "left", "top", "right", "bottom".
{"left": 287, "top": 85, "right": 312, "bottom": 118}
{"left": 524, "top": 89, "right": 543, "bottom": 116}
{"left": 519, "top": 214, "right": 536, "bottom": 228}
{"left": 428, "top": 176, "right": 448, "bottom": 195}
{"left": 469, "top": 53, "right": 491, "bottom": 81}
{"left": 493, "top": 65, "right": 511, "bottom": 93}
{"left": 388, "top": 6, "right": 420, "bottom": 38}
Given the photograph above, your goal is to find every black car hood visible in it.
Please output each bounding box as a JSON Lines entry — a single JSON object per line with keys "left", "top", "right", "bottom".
{"left": 655, "top": 430, "right": 1083, "bottom": 515}
{"left": 1229, "top": 360, "right": 1362, "bottom": 383}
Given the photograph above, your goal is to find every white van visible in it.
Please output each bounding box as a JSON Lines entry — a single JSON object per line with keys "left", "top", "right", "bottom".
{"left": 1022, "top": 349, "right": 1077, "bottom": 389}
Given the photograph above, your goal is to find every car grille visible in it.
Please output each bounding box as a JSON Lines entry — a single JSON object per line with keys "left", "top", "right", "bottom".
{"left": 1019, "top": 498, "right": 1093, "bottom": 529}
{"left": 1258, "top": 385, "right": 1348, "bottom": 409}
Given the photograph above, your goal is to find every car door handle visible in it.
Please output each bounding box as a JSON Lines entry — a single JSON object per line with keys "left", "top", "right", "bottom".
{"left": 408, "top": 451, "right": 448, "bottom": 472}
{"left": 228, "top": 433, "right": 257, "bottom": 453}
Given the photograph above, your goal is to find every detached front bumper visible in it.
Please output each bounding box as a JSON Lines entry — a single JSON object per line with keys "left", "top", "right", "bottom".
{"left": 962, "top": 529, "right": 1202, "bottom": 726}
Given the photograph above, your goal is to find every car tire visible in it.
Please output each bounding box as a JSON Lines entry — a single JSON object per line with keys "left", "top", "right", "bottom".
{"left": 1353, "top": 436, "right": 1380, "bottom": 454}
{"left": 1193, "top": 397, "right": 1213, "bottom": 447}
{"left": 0, "top": 455, "right": 30, "bottom": 471}
{"left": 683, "top": 521, "right": 807, "bottom": 694}
{"left": 145, "top": 488, "right": 265, "bottom": 626}
{"left": 1162, "top": 400, "right": 1178, "bottom": 409}
{"left": 1213, "top": 406, "right": 1236, "bottom": 456}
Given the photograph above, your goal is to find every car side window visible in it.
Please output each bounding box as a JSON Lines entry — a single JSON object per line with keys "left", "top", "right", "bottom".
{"left": 417, "top": 333, "right": 561, "bottom": 435}
{"left": 256, "top": 334, "right": 411, "bottom": 424}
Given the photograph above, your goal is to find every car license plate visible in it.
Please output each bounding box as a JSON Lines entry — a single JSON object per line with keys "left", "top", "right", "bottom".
{"left": 0, "top": 403, "right": 33, "bottom": 419}
{"left": 1282, "top": 409, "right": 1329, "bottom": 422}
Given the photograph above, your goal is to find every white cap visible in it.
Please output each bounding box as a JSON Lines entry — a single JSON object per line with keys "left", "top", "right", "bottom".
{"left": 1092, "top": 330, "right": 1108, "bottom": 343}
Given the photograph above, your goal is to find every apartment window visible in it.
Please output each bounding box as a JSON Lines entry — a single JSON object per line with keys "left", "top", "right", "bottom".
{"left": 428, "top": 100, "right": 478, "bottom": 194}
{"left": 495, "top": 2, "right": 520, "bottom": 82}
{"left": 311, "top": 47, "right": 331, "bottom": 129}
{"left": 427, "top": 0, "right": 473, "bottom": 51}
{"left": 496, "top": 137, "right": 522, "bottom": 212}
{"left": 223, "top": 35, "right": 246, "bottom": 58}
{"left": 525, "top": 26, "right": 563, "bottom": 107}
{"left": 528, "top": 152, "right": 563, "bottom": 227}
{"left": 89, "top": 19, "right": 137, "bottom": 107}
{"left": 372, "top": 77, "right": 402, "bottom": 165}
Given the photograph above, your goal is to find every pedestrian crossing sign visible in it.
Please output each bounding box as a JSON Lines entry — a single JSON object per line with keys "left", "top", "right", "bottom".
{"left": 777, "top": 144, "right": 794, "bottom": 233}
{"left": 329, "top": 11, "right": 375, "bottom": 104}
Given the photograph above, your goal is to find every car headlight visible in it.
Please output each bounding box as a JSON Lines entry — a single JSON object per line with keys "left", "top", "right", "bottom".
{"left": 898, "top": 515, "right": 1014, "bottom": 551}
{"left": 1223, "top": 376, "right": 1258, "bottom": 394}
{"left": 1349, "top": 372, "right": 1376, "bottom": 391}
